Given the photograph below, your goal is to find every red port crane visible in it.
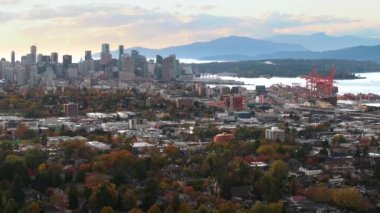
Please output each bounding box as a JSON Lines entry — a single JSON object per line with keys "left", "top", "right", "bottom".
{"left": 305, "top": 66, "right": 335, "bottom": 97}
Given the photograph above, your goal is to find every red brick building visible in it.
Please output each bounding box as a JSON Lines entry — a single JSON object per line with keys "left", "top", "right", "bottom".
{"left": 63, "top": 102, "right": 79, "bottom": 117}
{"left": 213, "top": 132, "right": 234, "bottom": 144}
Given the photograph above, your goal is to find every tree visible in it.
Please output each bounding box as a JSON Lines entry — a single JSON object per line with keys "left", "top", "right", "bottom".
{"left": 260, "top": 160, "right": 289, "bottom": 201}
{"left": 0, "top": 192, "right": 3, "bottom": 210}
{"left": 179, "top": 203, "right": 192, "bottom": 213}
{"left": 101, "top": 206, "right": 114, "bottom": 213}
{"left": 197, "top": 205, "right": 209, "bottom": 213}
{"left": 266, "top": 160, "right": 289, "bottom": 181}
{"left": 289, "top": 177, "right": 303, "bottom": 195}
{"left": 319, "top": 148, "right": 329, "bottom": 157}
{"left": 250, "top": 202, "right": 283, "bottom": 213}
{"left": 132, "top": 158, "right": 147, "bottom": 180}
{"left": 14, "top": 123, "right": 29, "bottom": 139}
{"left": 4, "top": 155, "right": 27, "bottom": 180}
{"left": 304, "top": 187, "right": 332, "bottom": 203}
{"left": 97, "top": 150, "right": 134, "bottom": 173}
{"left": 373, "top": 162, "right": 380, "bottom": 180}
{"left": 141, "top": 178, "right": 159, "bottom": 211}
{"left": 164, "top": 145, "right": 180, "bottom": 158}
{"left": 24, "top": 149, "right": 48, "bottom": 170}
{"left": 36, "top": 163, "right": 64, "bottom": 190}
{"left": 147, "top": 204, "right": 162, "bottom": 213}
{"left": 331, "top": 188, "right": 371, "bottom": 212}
{"left": 68, "top": 184, "right": 79, "bottom": 210}
{"left": 256, "top": 144, "right": 276, "bottom": 155}
{"left": 171, "top": 194, "right": 181, "bottom": 213}
{"left": 27, "top": 201, "right": 40, "bottom": 213}
{"left": 11, "top": 174, "right": 25, "bottom": 204}
{"left": 0, "top": 141, "right": 14, "bottom": 153}
{"left": 89, "top": 184, "right": 116, "bottom": 210}
{"left": 41, "top": 133, "right": 48, "bottom": 146}
{"left": 3, "top": 199, "right": 18, "bottom": 213}
{"left": 122, "top": 190, "right": 137, "bottom": 211}
{"left": 332, "top": 134, "right": 347, "bottom": 145}
{"left": 62, "top": 140, "right": 94, "bottom": 161}
{"left": 129, "top": 209, "right": 144, "bottom": 213}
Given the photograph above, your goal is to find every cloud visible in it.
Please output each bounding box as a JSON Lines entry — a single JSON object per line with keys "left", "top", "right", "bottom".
{"left": 198, "top": 5, "right": 217, "bottom": 11}
{"left": 23, "top": 4, "right": 121, "bottom": 20}
{"left": 0, "top": 0, "right": 21, "bottom": 5}
{"left": 0, "top": 11, "right": 17, "bottom": 23}
{"left": 17, "top": 3, "right": 363, "bottom": 38}
{"left": 260, "top": 13, "right": 357, "bottom": 29}
{"left": 0, "top": 2, "right": 376, "bottom": 58}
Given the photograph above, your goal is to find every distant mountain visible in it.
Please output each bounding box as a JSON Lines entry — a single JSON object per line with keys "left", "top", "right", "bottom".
{"left": 267, "top": 33, "right": 380, "bottom": 51}
{"left": 106, "top": 36, "right": 306, "bottom": 59}
{"left": 199, "top": 45, "right": 380, "bottom": 62}
{"left": 251, "top": 45, "right": 380, "bottom": 62}
{"left": 96, "top": 34, "right": 380, "bottom": 62}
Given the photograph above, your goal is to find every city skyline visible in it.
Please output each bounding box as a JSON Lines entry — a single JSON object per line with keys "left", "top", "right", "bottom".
{"left": 1, "top": 0, "right": 380, "bottom": 59}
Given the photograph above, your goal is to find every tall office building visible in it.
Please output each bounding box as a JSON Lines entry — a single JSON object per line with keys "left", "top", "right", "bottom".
{"left": 118, "top": 45, "right": 124, "bottom": 60}
{"left": 11, "top": 51, "right": 15, "bottom": 66}
{"left": 30, "top": 45, "right": 37, "bottom": 64}
{"left": 131, "top": 50, "right": 138, "bottom": 59}
{"left": 156, "top": 55, "right": 163, "bottom": 65}
{"left": 17, "top": 66, "right": 28, "bottom": 86}
{"left": 119, "top": 54, "right": 136, "bottom": 81}
{"left": 161, "top": 55, "right": 176, "bottom": 81}
{"left": 37, "top": 54, "right": 43, "bottom": 64}
{"left": 155, "top": 55, "right": 163, "bottom": 79}
{"left": 85, "top": 51, "right": 92, "bottom": 60}
{"left": 101, "top": 43, "right": 110, "bottom": 54}
{"left": 51, "top": 52, "right": 58, "bottom": 63}
{"left": 39, "top": 55, "right": 51, "bottom": 64}
{"left": 101, "top": 44, "right": 112, "bottom": 65}
{"left": 118, "top": 45, "right": 124, "bottom": 70}
{"left": 78, "top": 60, "right": 95, "bottom": 75}
{"left": 62, "top": 55, "right": 72, "bottom": 69}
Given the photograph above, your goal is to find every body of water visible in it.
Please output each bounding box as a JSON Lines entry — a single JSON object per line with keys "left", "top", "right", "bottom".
{"left": 216, "top": 72, "right": 380, "bottom": 95}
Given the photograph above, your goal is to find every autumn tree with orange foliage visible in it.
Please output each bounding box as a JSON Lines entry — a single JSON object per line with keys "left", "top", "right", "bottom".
{"left": 304, "top": 187, "right": 372, "bottom": 212}
{"left": 86, "top": 174, "right": 118, "bottom": 211}
{"left": 164, "top": 145, "right": 180, "bottom": 158}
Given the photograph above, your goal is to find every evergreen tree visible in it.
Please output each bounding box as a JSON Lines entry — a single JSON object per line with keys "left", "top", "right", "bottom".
{"left": 141, "top": 178, "right": 159, "bottom": 211}
{"left": 11, "top": 174, "right": 25, "bottom": 204}
{"left": 171, "top": 194, "right": 181, "bottom": 213}
{"left": 3, "top": 199, "right": 17, "bottom": 213}
{"left": 68, "top": 184, "right": 79, "bottom": 210}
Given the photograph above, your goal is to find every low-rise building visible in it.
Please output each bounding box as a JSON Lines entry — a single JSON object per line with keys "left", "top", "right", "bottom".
{"left": 213, "top": 132, "right": 234, "bottom": 144}
{"left": 265, "top": 126, "right": 285, "bottom": 142}
{"left": 86, "top": 141, "right": 111, "bottom": 151}
{"left": 63, "top": 102, "right": 79, "bottom": 117}
{"left": 299, "top": 166, "right": 323, "bottom": 176}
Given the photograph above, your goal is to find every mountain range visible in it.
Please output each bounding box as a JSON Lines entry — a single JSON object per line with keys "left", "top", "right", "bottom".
{"left": 266, "top": 33, "right": 380, "bottom": 51}
{"left": 200, "top": 45, "right": 380, "bottom": 62}
{"left": 120, "top": 36, "right": 306, "bottom": 59}
{"left": 103, "top": 34, "right": 380, "bottom": 62}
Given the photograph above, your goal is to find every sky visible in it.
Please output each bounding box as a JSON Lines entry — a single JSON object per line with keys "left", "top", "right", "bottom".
{"left": 1, "top": 0, "right": 380, "bottom": 59}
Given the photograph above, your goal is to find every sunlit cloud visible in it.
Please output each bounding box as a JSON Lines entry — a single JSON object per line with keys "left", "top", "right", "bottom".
{"left": 0, "top": 1, "right": 379, "bottom": 58}
{"left": 0, "top": 0, "right": 22, "bottom": 5}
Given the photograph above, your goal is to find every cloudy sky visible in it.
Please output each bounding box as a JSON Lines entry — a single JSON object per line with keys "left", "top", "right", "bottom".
{"left": 1, "top": 0, "right": 380, "bottom": 59}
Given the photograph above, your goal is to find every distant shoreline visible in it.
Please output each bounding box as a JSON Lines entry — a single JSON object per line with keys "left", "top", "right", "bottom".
{"left": 191, "top": 59, "right": 380, "bottom": 80}
{"left": 209, "top": 73, "right": 368, "bottom": 80}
